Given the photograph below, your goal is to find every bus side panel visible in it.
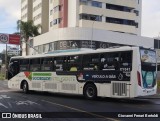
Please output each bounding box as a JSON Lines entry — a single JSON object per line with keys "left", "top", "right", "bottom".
{"left": 96, "top": 83, "right": 111, "bottom": 97}
{"left": 129, "top": 48, "right": 139, "bottom": 98}
{"left": 8, "top": 72, "right": 29, "bottom": 90}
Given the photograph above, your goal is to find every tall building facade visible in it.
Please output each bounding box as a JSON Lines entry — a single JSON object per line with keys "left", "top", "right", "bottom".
{"left": 49, "top": 0, "right": 142, "bottom": 35}
{"left": 21, "top": 0, "right": 49, "bottom": 34}
{"left": 21, "top": 0, "right": 144, "bottom": 56}
{"left": 33, "top": 0, "right": 49, "bottom": 33}
{"left": 21, "top": 0, "right": 33, "bottom": 22}
{"left": 21, "top": 0, "right": 142, "bottom": 35}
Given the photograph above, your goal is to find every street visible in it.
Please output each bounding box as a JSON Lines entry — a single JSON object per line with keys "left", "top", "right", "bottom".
{"left": 0, "top": 80, "right": 160, "bottom": 121}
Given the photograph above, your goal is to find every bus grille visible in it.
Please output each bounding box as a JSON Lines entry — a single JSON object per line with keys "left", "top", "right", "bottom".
{"left": 62, "top": 84, "right": 76, "bottom": 91}
{"left": 112, "top": 82, "right": 127, "bottom": 96}
{"left": 32, "top": 83, "right": 41, "bottom": 88}
{"left": 45, "top": 83, "right": 57, "bottom": 89}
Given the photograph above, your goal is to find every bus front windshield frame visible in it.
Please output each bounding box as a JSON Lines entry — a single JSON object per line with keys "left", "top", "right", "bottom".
{"left": 140, "top": 48, "right": 157, "bottom": 89}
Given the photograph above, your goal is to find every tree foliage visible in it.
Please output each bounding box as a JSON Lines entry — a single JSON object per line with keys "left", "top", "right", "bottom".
{"left": 17, "top": 20, "right": 41, "bottom": 55}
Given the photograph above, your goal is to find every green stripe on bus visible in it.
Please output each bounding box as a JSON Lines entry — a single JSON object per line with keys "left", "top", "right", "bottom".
{"left": 32, "top": 73, "right": 52, "bottom": 77}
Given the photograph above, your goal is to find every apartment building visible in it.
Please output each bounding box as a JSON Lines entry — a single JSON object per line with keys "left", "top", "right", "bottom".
{"left": 33, "top": 0, "right": 49, "bottom": 33}
{"left": 49, "top": 0, "right": 142, "bottom": 35}
{"left": 21, "top": 0, "right": 49, "bottom": 34}
{"left": 22, "top": 0, "right": 142, "bottom": 35}
{"left": 21, "top": 0, "right": 33, "bottom": 22}
{"left": 21, "top": 0, "right": 145, "bottom": 56}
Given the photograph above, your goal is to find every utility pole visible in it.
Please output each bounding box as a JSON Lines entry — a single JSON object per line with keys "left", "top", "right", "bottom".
{"left": 91, "top": 15, "right": 103, "bottom": 49}
{"left": 5, "top": 44, "right": 8, "bottom": 79}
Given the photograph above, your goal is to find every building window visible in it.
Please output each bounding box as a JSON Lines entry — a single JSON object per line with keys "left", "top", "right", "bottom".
{"left": 34, "top": 13, "right": 41, "bottom": 21}
{"left": 154, "top": 39, "right": 160, "bottom": 49}
{"left": 29, "top": 39, "right": 33, "bottom": 48}
{"left": 50, "top": 21, "right": 53, "bottom": 27}
{"left": 80, "top": 0, "right": 88, "bottom": 5}
{"left": 50, "top": 9, "right": 53, "bottom": 15}
{"left": 106, "top": 3, "right": 133, "bottom": 12}
{"left": 43, "top": 44, "right": 50, "bottom": 53}
{"left": 53, "top": 18, "right": 61, "bottom": 25}
{"left": 53, "top": 19, "right": 57, "bottom": 25}
{"left": 134, "top": 10, "right": 139, "bottom": 16}
{"left": 92, "top": 1, "right": 102, "bottom": 8}
{"left": 33, "top": 3, "right": 42, "bottom": 12}
{"left": 57, "top": 18, "right": 62, "bottom": 24}
{"left": 38, "top": 45, "right": 43, "bottom": 54}
{"left": 54, "top": 5, "right": 61, "bottom": 13}
{"left": 106, "top": 17, "right": 136, "bottom": 26}
{"left": 80, "top": 14, "right": 102, "bottom": 22}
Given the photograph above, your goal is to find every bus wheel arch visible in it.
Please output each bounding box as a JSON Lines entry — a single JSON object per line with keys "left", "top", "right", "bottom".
{"left": 20, "top": 80, "right": 29, "bottom": 94}
{"left": 83, "top": 82, "right": 97, "bottom": 99}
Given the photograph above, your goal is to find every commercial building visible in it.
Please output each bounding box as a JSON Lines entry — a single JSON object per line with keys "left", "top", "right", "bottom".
{"left": 7, "top": 46, "right": 20, "bottom": 56}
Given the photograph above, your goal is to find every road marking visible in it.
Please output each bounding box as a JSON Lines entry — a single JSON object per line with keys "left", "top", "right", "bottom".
{"left": 0, "top": 103, "right": 8, "bottom": 109}
{"left": 0, "top": 95, "right": 11, "bottom": 99}
{"left": 0, "top": 89, "right": 19, "bottom": 93}
{"left": 42, "top": 100, "right": 119, "bottom": 121}
{"left": 15, "top": 100, "right": 40, "bottom": 106}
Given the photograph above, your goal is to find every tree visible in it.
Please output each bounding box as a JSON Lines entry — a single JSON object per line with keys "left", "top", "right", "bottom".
{"left": 17, "top": 20, "right": 41, "bottom": 55}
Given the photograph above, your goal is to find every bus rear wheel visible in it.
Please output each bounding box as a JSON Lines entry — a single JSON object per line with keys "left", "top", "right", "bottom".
{"left": 22, "top": 81, "right": 29, "bottom": 94}
{"left": 84, "top": 83, "right": 97, "bottom": 99}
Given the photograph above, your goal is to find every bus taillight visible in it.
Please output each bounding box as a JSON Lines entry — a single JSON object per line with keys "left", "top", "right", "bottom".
{"left": 137, "top": 71, "right": 141, "bottom": 86}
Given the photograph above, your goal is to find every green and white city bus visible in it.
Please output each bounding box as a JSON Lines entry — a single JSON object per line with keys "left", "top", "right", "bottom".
{"left": 8, "top": 46, "right": 157, "bottom": 99}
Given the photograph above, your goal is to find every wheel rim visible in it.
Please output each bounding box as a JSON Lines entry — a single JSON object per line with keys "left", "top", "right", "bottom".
{"left": 86, "top": 87, "right": 94, "bottom": 98}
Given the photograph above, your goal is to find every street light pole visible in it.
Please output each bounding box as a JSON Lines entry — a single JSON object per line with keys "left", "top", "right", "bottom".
{"left": 91, "top": 15, "right": 103, "bottom": 49}
{"left": 91, "top": 20, "right": 95, "bottom": 49}
{"left": 5, "top": 44, "right": 8, "bottom": 79}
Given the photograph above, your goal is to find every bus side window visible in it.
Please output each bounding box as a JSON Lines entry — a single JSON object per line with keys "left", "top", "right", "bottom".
{"left": 100, "top": 52, "right": 120, "bottom": 70}
{"left": 119, "top": 51, "right": 132, "bottom": 71}
{"left": 20, "top": 59, "right": 29, "bottom": 72}
{"left": 54, "top": 57, "right": 67, "bottom": 71}
{"left": 41, "top": 58, "right": 53, "bottom": 71}
{"left": 30, "top": 58, "right": 41, "bottom": 72}
{"left": 82, "top": 54, "right": 100, "bottom": 71}
{"left": 67, "top": 55, "right": 82, "bottom": 71}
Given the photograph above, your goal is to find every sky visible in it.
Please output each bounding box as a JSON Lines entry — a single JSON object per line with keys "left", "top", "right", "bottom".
{"left": 0, "top": 0, "right": 160, "bottom": 52}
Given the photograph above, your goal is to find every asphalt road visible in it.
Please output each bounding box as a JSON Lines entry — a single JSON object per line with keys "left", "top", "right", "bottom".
{"left": 0, "top": 80, "right": 160, "bottom": 121}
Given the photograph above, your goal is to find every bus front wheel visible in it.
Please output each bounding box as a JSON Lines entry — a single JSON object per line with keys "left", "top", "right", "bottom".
{"left": 22, "top": 81, "right": 29, "bottom": 94}
{"left": 84, "top": 83, "right": 97, "bottom": 99}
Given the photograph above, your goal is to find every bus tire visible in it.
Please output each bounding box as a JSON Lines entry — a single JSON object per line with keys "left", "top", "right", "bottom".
{"left": 83, "top": 83, "right": 97, "bottom": 99}
{"left": 22, "top": 81, "right": 29, "bottom": 94}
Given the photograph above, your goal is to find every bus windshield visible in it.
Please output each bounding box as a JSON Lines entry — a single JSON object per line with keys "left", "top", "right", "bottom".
{"left": 140, "top": 49, "right": 157, "bottom": 88}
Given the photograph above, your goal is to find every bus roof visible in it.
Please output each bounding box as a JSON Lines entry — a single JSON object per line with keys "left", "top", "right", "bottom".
{"left": 11, "top": 46, "right": 138, "bottom": 59}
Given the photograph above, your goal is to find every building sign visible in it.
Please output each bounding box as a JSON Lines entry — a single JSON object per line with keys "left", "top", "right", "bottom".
{"left": 0, "top": 34, "right": 20, "bottom": 45}
{"left": 53, "top": 40, "right": 125, "bottom": 50}
{"left": 9, "top": 34, "right": 20, "bottom": 45}
{"left": 35, "top": 40, "right": 126, "bottom": 55}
